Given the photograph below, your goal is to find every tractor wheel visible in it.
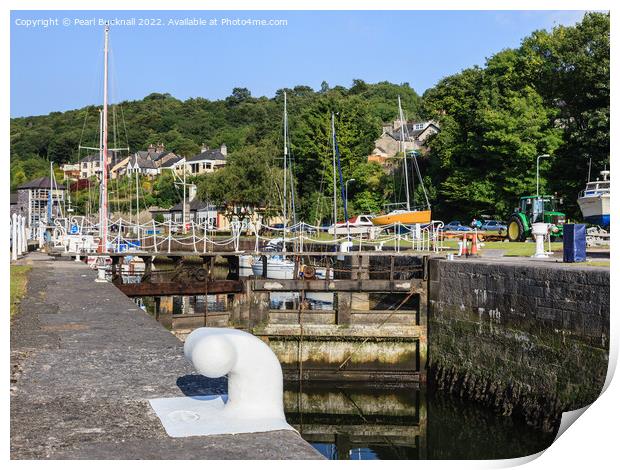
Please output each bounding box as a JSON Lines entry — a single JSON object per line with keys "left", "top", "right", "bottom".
{"left": 507, "top": 215, "right": 525, "bottom": 242}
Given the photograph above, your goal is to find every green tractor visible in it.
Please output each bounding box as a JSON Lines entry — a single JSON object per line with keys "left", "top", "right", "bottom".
{"left": 507, "top": 195, "right": 566, "bottom": 242}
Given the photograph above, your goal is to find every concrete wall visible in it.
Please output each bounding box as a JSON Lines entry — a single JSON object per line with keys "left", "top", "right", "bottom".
{"left": 428, "top": 258, "right": 609, "bottom": 431}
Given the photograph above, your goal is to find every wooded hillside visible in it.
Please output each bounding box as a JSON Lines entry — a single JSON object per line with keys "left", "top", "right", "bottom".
{"left": 10, "top": 12, "right": 609, "bottom": 221}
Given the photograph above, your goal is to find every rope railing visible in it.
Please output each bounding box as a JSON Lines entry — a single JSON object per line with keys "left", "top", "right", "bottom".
{"left": 49, "top": 216, "right": 445, "bottom": 255}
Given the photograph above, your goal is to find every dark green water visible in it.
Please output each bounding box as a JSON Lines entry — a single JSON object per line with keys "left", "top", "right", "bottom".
{"left": 284, "top": 384, "right": 558, "bottom": 460}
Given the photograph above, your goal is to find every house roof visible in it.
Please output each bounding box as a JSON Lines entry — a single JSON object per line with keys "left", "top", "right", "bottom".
{"left": 17, "top": 176, "right": 66, "bottom": 190}
{"left": 186, "top": 148, "right": 227, "bottom": 163}
{"left": 79, "top": 154, "right": 99, "bottom": 163}
{"left": 159, "top": 156, "right": 183, "bottom": 168}
{"left": 151, "top": 151, "right": 172, "bottom": 162}
{"left": 135, "top": 150, "right": 172, "bottom": 162}
{"left": 128, "top": 155, "right": 157, "bottom": 169}
{"left": 79, "top": 150, "right": 116, "bottom": 164}
{"left": 169, "top": 198, "right": 213, "bottom": 212}
{"left": 390, "top": 122, "right": 440, "bottom": 142}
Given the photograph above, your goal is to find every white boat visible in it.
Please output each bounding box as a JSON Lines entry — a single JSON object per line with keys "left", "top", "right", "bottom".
{"left": 578, "top": 170, "right": 610, "bottom": 227}
{"left": 251, "top": 254, "right": 296, "bottom": 279}
{"left": 328, "top": 215, "right": 375, "bottom": 236}
{"left": 239, "top": 254, "right": 255, "bottom": 277}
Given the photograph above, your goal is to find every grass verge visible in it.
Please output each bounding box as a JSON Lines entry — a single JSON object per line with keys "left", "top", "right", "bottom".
{"left": 10, "top": 265, "right": 31, "bottom": 318}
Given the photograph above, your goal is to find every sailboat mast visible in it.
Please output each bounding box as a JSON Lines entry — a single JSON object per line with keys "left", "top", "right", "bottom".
{"left": 48, "top": 161, "right": 53, "bottom": 222}
{"left": 283, "top": 92, "right": 288, "bottom": 232}
{"left": 398, "top": 96, "right": 411, "bottom": 211}
{"left": 331, "top": 113, "right": 337, "bottom": 243}
{"left": 99, "top": 24, "right": 110, "bottom": 252}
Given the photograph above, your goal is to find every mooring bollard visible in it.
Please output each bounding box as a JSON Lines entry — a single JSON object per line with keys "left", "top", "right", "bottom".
{"left": 149, "top": 327, "right": 292, "bottom": 437}
{"left": 531, "top": 222, "right": 549, "bottom": 258}
{"left": 95, "top": 263, "right": 108, "bottom": 282}
{"left": 184, "top": 327, "right": 286, "bottom": 420}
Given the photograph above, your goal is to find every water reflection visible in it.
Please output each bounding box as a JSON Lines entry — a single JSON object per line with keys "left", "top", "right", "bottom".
{"left": 270, "top": 292, "right": 334, "bottom": 311}
{"left": 285, "top": 384, "right": 557, "bottom": 460}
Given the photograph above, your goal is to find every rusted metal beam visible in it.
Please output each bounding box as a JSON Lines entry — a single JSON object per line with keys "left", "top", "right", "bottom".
{"left": 116, "top": 280, "right": 243, "bottom": 297}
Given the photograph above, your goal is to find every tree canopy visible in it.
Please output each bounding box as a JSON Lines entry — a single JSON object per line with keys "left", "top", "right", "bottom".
{"left": 10, "top": 12, "right": 609, "bottom": 222}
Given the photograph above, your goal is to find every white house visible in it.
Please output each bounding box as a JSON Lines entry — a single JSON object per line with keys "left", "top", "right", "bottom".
{"left": 184, "top": 144, "right": 228, "bottom": 176}
{"left": 369, "top": 120, "right": 440, "bottom": 163}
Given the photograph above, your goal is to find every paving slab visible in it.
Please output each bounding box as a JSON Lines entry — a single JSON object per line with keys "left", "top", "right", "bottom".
{"left": 10, "top": 253, "right": 323, "bottom": 460}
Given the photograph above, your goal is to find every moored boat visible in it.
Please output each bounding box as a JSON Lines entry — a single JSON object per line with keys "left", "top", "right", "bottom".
{"left": 371, "top": 209, "right": 432, "bottom": 226}
{"left": 578, "top": 170, "right": 610, "bottom": 227}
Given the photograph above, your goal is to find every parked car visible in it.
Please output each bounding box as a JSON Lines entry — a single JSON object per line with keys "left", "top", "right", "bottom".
{"left": 290, "top": 223, "right": 317, "bottom": 234}
{"left": 442, "top": 220, "right": 472, "bottom": 232}
{"left": 480, "top": 220, "right": 507, "bottom": 232}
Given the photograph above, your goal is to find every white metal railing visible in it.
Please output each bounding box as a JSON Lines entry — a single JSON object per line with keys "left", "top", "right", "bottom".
{"left": 48, "top": 216, "right": 446, "bottom": 254}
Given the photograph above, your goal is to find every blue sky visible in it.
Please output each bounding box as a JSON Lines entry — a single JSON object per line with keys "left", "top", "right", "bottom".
{"left": 10, "top": 10, "right": 589, "bottom": 117}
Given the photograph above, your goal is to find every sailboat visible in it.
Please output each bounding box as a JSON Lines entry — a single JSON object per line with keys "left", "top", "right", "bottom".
{"left": 78, "top": 25, "right": 128, "bottom": 254}
{"left": 371, "top": 96, "right": 431, "bottom": 226}
{"left": 251, "top": 92, "right": 298, "bottom": 279}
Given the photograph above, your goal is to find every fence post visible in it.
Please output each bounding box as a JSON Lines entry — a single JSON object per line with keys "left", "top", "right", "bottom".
{"left": 11, "top": 213, "right": 17, "bottom": 261}
{"left": 152, "top": 219, "right": 158, "bottom": 253}
{"left": 16, "top": 215, "right": 23, "bottom": 256}
{"left": 117, "top": 219, "right": 122, "bottom": 253}
{"left": 167, "top": 219, "right": 172, "bottom": 253}
{"left": 21, "top": 215, "right": 28, "bottom": 253}
{"left": 192, "top": 221, "right": 198, "bottom": 253}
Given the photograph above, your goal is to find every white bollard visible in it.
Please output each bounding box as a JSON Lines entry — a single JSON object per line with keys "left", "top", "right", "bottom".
{"left": 531, "top": 223, "right": 550, "bottom": 258}
{"left": 184, "top": 328, "right": 286, "bottom": 421}
{"left": 149, "top": 327, "right": 293, "bottom": 438}
{"left": 95, "top": 263, "right": 108, "bottom": 282}
{"left": 11, "top": 213, "right": 17, "bottom": 261}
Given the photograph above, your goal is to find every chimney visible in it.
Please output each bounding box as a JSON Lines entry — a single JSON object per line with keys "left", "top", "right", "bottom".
{"left": 220, "top": 143, "right": 227, "bottom": 156}
{"left": 156, "top": 142, "right": 165, "bottom": 153}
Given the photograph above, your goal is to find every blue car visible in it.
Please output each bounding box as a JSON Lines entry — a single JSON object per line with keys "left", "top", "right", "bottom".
{"left": 480, "top": 220, "right": 507, "bottom": 231}
{"left": 442, "top": 220, "right": 473, "bottom": 232}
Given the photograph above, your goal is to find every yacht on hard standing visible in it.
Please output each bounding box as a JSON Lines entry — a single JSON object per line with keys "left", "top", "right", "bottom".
{"left": 371, "top": 96, "right": 431, "bottom": 226}
{"left": 578, "top": 170, "right": 610, "bottom": 228}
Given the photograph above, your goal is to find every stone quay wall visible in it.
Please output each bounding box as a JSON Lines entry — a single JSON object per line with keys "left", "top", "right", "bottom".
{"left": 427, "top": 258, "right": 609, "bottom": 431}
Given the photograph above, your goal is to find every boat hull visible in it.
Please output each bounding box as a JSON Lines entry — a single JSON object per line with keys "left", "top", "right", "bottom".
{"left": 372, "top": 210, "right": 432, "bottom": 225}
{"left": 578, "top": 194, "right": 610, "bottom": 228}
{"left": 251, "top": 258, "right": 296, "bottom": 279}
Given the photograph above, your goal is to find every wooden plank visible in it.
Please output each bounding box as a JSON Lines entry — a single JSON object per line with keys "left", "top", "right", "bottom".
{"left": 115, "top": 280, "right": 243, "bottom": 297}
{"left": 252, "top": 278, "right": 425, "bottom": 292}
